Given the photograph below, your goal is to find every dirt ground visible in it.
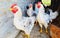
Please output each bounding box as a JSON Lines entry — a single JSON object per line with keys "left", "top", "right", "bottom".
{"left": 16, "top": 25, "right": 50, "bottom": 38}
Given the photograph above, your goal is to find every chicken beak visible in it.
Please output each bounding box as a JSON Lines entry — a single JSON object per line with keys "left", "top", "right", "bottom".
{"left": 10, "top": 8, "right": 12, "bottom": 11}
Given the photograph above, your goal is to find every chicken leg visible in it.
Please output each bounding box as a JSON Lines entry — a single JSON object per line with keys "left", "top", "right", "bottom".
{"left": 23, "top": 34, "right": 30, "bottom": 38}
{"left": 46, "top": 28, "right": 48, "bottom": 33}
{"left": 44, "top": 23, "right": 48, "bottom": 33}
{"left": 39, "top": 24, "right": 43, "bottom": 33}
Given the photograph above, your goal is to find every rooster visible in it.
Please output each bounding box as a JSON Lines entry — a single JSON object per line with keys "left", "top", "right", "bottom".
{"left": 36, "top": 2, "right": 58, "bottom": 33}
{"left": 10, "top": 4, "right": 35, "bottom": 38}
{"left": 36, "top": 2, "right": 49, "bottom": 33}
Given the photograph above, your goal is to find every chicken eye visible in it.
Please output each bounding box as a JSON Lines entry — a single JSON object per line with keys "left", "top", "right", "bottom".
{"left": 14, "top": 7, "right": 17, "bottom": 9}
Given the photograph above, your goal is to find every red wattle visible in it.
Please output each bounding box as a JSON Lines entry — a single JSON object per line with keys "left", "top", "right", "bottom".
{"left": 12, "top": 9, "right": 18, "bottom": 14}
{"left": 37, "top": 5, "right": 41, "bottom": 8}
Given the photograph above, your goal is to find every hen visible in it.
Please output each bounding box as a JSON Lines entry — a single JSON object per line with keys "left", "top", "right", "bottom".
{"left": 10, "top": 4, "right": 35, "bottom": 38}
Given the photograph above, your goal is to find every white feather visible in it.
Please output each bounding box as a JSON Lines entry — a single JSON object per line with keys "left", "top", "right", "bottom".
{"left": 49, "top": 9, "right": 58, "bottom": 20}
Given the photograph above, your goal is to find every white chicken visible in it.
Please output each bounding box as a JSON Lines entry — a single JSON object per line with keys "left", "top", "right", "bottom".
{"left": 27, "top": 4, "right": 38, "bottom": 26}
{"left": 27, "top": 4, "right": 33, "bottom": 17}
{"left": 10, "top": 4, "right": 35, "bottom": 38}
{"left": 27, "top": 4, "right": 38, "bottom": 25}
{"left": 36, "top": 2, "right": 48, "bottom": 33}
{"left": 36, "top": 2, "right": 58, "bottom": 33}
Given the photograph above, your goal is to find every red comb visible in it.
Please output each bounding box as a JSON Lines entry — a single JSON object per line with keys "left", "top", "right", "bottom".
{"left": 37, "top": 2, "right": 41, "bottom": 8}
{"left": 11, "top": 4, "right": 17, "bottom": 8}
{"left": 37, "top": 2, "right": 41, "bottom": 4}
{"left": 29, "top": 4, "right": 32, "bottom": 8}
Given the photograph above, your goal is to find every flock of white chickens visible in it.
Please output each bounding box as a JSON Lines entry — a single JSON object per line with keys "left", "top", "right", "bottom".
{"left": 10, "top": 2, "right": 58, "bottom": 38}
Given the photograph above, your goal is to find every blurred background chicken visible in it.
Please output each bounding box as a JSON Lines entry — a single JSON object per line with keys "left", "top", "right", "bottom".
{"left": 10, "top": 4, "right": 35, "bottom": 38}
{"left": 26, "top": 4, "right": 38, "bottom": 26}
{"left": 27, "top": 4, "right": 37, "bottom": 17}
{"left": 27, "top": 4, "right": 33, "bottom": 17}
